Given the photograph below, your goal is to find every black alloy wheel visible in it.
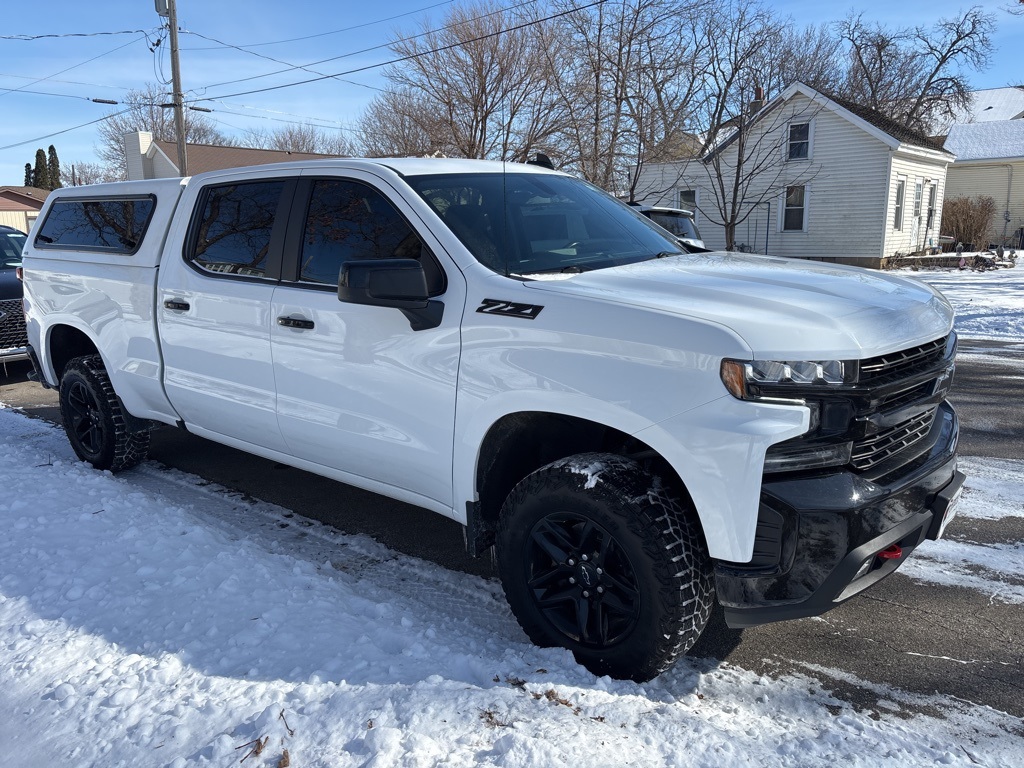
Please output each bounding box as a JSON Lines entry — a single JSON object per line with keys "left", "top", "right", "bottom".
{"left": 65, "top": 378, "right": 107, "bottom": 458}
{"left": 524, "top": 511, "right": 641, "bottom": 647}
{"left": 496, "top": 453, "right": 714, "bottom": 682}
{"left": 59, "top": 354, "right": 150, "bottom": 471}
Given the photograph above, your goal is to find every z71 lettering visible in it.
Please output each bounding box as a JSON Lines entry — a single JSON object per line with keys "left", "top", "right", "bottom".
{"left": 476, "top": 299, "right": 544, "bottom": 319}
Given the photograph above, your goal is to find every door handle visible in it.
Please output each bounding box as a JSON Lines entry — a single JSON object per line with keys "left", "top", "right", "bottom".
{"left": 277, "top": 316, "right": 315, "bottom": 330}
{"left": 163, "top": 299, "right": 190, "bottom": 311}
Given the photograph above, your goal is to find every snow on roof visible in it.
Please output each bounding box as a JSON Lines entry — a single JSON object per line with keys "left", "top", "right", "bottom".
{"left": 944, "top": 120, "right": 1024, "bottom": 161}
{"left": 955, "top": 87, "right": 1024, "bottom": 124}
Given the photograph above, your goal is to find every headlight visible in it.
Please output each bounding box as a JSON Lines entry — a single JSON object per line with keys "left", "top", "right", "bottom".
{"left": 720, "top": 358, "right": 854, "bottom": 400}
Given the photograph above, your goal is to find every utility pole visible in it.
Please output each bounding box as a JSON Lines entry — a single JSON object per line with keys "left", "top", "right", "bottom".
{"left": 156, "top": 0, "right": 188, "bottom": 176}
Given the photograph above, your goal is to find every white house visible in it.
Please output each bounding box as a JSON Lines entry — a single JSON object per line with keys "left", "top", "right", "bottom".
{"left": 635, "top": 83, "right": 956, "bottom": 268}
{"left": 943, "top": 120, "right": 1024, "bottom": 250}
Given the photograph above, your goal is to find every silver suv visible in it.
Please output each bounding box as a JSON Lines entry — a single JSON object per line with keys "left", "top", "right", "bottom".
{"left": 630, "top": 204, "right": 706, "bottom": 250}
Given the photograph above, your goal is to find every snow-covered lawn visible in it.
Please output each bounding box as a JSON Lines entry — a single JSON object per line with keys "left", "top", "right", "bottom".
{"left": 0, "top": 413, "right": 1021, "bottom": 766}
{"left": 907, "top": 259, "right": 1024, "bottom": 341}
{"left": 1, "top": 263, "right": 1021, "bottom": 766}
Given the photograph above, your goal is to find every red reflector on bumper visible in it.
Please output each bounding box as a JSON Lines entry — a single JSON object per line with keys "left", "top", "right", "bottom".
{"left": 878, "top": 545, "right": 903, "bottom": 560}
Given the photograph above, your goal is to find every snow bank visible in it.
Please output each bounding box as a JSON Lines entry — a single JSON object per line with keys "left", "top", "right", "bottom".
{"left": 1, "top": 408, "right": 1021, "bottom": 766}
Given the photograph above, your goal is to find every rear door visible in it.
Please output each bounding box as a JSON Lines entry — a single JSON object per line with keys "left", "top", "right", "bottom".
{"left": 158, "top": 171, "right": 295, "bottom": 452}
{"left": 269, "top": 171, "right": 464, "bottom": 508}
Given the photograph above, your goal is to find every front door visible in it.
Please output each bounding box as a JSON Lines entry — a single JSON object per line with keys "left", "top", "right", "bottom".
{"left": 910, "top": 179, "right": 923, "bottom": 249}
{"left": 269, "top": 173, "right": 463, "bottom": 508}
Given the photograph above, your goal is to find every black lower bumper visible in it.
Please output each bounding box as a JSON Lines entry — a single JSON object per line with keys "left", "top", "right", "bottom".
{"left": 717, "top": 402, "right": 964, "bottom": 628}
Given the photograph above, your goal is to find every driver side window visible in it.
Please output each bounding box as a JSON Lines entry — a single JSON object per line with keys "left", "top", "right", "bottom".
{"left": 300, "top": 179, "right": 445, "bottom": 295}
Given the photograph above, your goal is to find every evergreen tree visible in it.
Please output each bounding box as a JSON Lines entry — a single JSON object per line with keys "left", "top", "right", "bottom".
{"left": 32, "top": 148, "right": 50, "bottom": 190}
{"left": 24, "top": 163, "right": 32, "bottom": 187}
{"left": 47, "top": 145, "right": 62, "bottom": 190}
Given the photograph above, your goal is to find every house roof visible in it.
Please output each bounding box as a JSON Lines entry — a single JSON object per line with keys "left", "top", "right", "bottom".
{"left": 151, "top": 140, "right": 340, "bottom": 175}
{"left": 705, "top": 82, "right": 953, "bottom": 162}
{"left": 944, "top": 120, "right": 1024, "bottom": 162}
{"left": 0, "top": 187, "right": 53, "bottom": 208}
{"left": 818, "top": 92, "right": 947, "bottom": 152}
{"left": 952, "top": 87, "right": 1024, "bottom": 124}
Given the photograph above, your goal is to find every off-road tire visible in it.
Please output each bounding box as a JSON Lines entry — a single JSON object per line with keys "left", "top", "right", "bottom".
{"left": 496, "top": 453, "right": 714, "bottom": 681}
{"left": 59, "top": 354, "right": 150, "bottom": 472}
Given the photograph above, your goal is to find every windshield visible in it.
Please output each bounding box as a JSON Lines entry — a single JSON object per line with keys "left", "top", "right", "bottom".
{"left": 0, "top": 231, "right": 26, "bottom": 269}
{"left": 648, "top": 211, "right": 702, "bottom": 242}
{"left": 406, "top": 172, "right": 681, "bottom": 276}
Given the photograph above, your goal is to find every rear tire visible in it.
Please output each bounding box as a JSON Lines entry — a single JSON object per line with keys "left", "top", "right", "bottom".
{"left": 496, "top": 453, "right": 714, "bottom": 681}
{"left": 59, "top": 354, "right": 150, "bottom": 472}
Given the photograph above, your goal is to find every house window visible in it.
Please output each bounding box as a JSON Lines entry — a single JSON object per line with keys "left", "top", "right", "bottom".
{"left": 677, "top": 189, "right": 697, "bottom": 219}
{"left": 783, "top": 185, "right": 806, "bottom": 231}
{"left": 788, "top": 122, "right": 810, "bottom": 160}
{"left": 913, "top": 180, "right": 923, "bottom": 218}
{"left": 926, "top": 184, "right": 937, "bottom": 231}
{"left": 894, "top": 178, "right": 906, "bottom": 230}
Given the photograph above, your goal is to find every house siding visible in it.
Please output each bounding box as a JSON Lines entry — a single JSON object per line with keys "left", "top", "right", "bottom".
{"left": 944, "top": 160, "right": 1024, "bottom": 248}
{"left": 635, "top": 90, "right": 952, "bottom": 268}
{"left": 882, "top": 153, "right": 949, "bottom": 258}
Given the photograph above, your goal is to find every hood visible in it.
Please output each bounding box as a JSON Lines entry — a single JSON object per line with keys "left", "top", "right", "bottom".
{"left": 525, "top": 252, "right": 953, "bottom": 359}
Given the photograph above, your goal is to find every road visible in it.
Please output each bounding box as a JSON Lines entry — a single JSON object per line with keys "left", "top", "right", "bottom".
{"left": 2, "top": 346, "right": 1022, "bottom": 721}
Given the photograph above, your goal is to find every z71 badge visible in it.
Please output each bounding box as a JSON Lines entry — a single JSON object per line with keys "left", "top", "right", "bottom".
{"left": 476, "top": 299, "right": 544, "bottom": 320}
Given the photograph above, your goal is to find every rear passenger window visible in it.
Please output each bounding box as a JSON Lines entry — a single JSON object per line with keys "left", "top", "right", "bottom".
{"left": 35, "top": 197, "right": 155, "bottom": 254}
{"left": 189, "top": 181, "right": 284, "bottom": 277}
{"left": 299, "top": 179, "right": 444, "bottom": 294}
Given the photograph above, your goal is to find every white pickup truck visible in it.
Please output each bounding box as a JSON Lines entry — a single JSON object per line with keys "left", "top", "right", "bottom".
{"left": 22, "top": 158, "right": 964, "bottom": 681}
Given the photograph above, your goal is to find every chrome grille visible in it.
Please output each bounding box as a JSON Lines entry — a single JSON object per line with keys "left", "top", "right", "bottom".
{"left": 850, "top": 410, "right": 935, "bottom": 471}
{"left": 0, "top": 298, "right": 27, "bottom": 351}
{"left": 859, "top": 335, "right": 949, "bottom": 384}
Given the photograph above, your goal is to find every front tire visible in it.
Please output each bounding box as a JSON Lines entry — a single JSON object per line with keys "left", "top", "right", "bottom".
{"left": 59, "top": 354, "right": 150, "bottom": 472}
{"left": 496, "top": 453, "right": 714, "bottom": 681}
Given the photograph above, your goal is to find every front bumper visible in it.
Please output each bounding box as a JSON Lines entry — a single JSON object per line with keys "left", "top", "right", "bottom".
{"left": 717, "top": 401, "right": 963, "bottom": 628}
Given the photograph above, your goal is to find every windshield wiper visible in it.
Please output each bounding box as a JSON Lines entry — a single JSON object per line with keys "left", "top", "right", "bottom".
{"left": 653, "top": 250, "right": 683, "bottom": 259}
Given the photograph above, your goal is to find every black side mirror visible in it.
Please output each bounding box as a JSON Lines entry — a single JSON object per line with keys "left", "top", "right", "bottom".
{"left": 338, "top": 258, "right": 429, "bottom": 309}
{"left": 338, "top": 259, "right": 443, "bottom": 331}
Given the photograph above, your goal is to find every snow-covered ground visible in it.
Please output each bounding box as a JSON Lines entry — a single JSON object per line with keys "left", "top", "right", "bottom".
{"left": 1, "top": 263, "right": 1021, "bottom": 767}
{"left": 908, "top": 258, "right": 1024, "bottom": 342}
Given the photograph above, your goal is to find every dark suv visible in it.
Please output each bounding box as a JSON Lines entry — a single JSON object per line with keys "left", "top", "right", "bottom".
{"left": 0, "top": 225, "right": 28, "bottom": 362}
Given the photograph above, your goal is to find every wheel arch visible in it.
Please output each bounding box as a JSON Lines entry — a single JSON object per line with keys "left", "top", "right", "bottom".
{"left": 44, "top": 322, "right": 102, "bottom": 385}
{"left": 463, "top": 406, "right": 705, "bottom": 557}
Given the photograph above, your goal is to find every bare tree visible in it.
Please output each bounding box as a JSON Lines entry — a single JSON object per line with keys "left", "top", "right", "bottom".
{"left": 376, "top": 2, "right": 567, "bottom": 161}
{"left": 756, "top": 23, "right": 846, "bottom": 97}
{"left": 241, "top": 123, "right": 355, "bottom": 155}
{"left": 546, "top": 0, "right": 708, "bottom": 194}
{"left": 838, "top": 7, "right": 995, "bottom": 132}
{"left": 96, "top": 83, "right": 231, "bottom": 180}
{"left": 61, "top": 162, "right": 120, "bottom": 187}
{"left": 358, "top": 88, "right": 442, "bottom": 157}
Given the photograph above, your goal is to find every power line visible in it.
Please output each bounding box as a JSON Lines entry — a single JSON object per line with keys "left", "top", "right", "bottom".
{"left": 0, "top": 35, "right": 149, "bottom": 101}
{"left": 193, "top": 1, "right": 601, "bottom": 103}
{"left": 192, "top": 0, "right": 540, "bottom": 93}
{"left": 0, "top": 72, "right": 125, "bottom": 91}
{"left": 182, "top": 0, "right": 457, "bottom": 50}
{"left": 184, "top": 29, "right": 379, "bottom": 94}
{"left": 0, "top": 109, "right": 132, "bottom": 152}
{"left": 1, "top": 30, "right": 150, "bottom": 41}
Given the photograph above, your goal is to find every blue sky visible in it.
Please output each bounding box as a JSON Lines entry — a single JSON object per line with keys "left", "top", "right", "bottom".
{"left": 1, "top": 0, "right": 1021, "bottom": 186}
